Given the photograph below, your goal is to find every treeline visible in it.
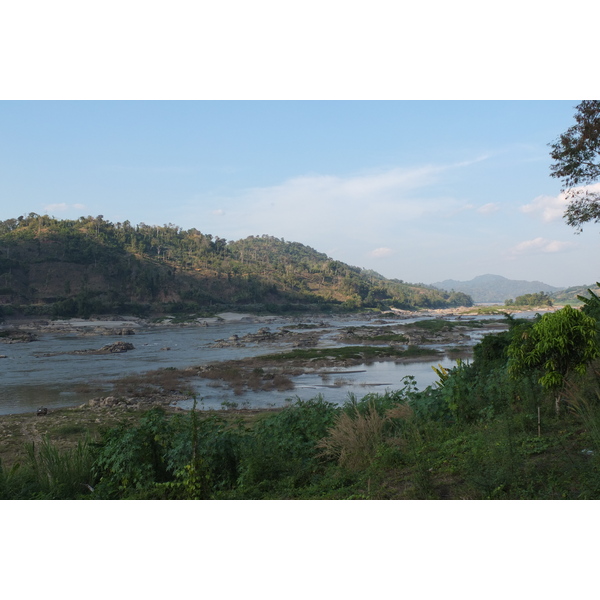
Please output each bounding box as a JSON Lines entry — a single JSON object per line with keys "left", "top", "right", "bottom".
{"left": 505, "top": 292, "right": 553, "bottom": 307}
{"left": 0, "top": 213, "right": 473, "bottom": 317}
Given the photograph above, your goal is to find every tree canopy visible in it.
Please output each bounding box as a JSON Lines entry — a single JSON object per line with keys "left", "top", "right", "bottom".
{"left": 0, "top": 214, "right": 473, "bottom": 315}
{"left": 507, "top": 305, "right": 600, "bottom": 412}
{"left": 549, "top": 100, "right": 600, "bottom": 232}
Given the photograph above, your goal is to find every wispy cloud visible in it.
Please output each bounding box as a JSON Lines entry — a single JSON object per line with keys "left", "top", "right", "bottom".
{"left": 477, "top": 202, "right": 499, "bottom": 215}
{"left": 201, "top": 159, "right": 488, "bottom": 244}
{"left": 368, "top": 247, "right": 393, "bottom": 258}
{"left": 44, "top": 203, "right": 86, "bottom": 213}
{"left": 509, "top": 237, "right": 575, "bottom": 257}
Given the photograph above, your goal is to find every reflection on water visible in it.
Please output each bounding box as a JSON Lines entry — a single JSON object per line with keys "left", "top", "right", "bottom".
{"left": 178, "top": 356, "right": 460, "bottom": 411}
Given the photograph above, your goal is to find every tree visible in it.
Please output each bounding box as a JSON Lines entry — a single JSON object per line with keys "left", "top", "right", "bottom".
{"left": 549, "top": 100, "right": 600, "bottom": 231}
{"left": 578, "top": 283, "right": 600, "bottom": 322}
{"left": 507, "top": 305, "right": 600, "bottom": 414}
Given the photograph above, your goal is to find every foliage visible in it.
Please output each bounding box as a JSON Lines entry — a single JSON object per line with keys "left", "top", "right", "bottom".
{"left": 317, "top": 401, "right": 410, "bottom": 472}
{"left": 549, "top": 100, "right": 600, "bottom": 231}
{"left": 508, "top": 305, "right": 600, "bottom": 393}
{"left": 235, "top": 397, "right": 339, "bottom": 495}
{"left": 342, "top": 378, "right": 418, "bottom": 419}
{"left": 0, "top": 214, "right": 473, "bottom": 316}
{"left": 578, "top": 282, "right": 600, "bottom": 322}
{"left": 91, "top": 405, "right": 247, "bottom": 498}
{"left": 92, "top": 408, "right": 176, "bottom": 497}
{"left": 505, "top": 292, "right": 553, "bottom": 307}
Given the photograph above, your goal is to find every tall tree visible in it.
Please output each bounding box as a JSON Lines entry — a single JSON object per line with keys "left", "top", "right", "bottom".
{"left": 549, "top": 100, "right": 600, "bottom": 231}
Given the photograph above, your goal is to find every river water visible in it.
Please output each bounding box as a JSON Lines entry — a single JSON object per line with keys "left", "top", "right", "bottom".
{"left": 0, "top": 312, "right": 519, "bottom": 415}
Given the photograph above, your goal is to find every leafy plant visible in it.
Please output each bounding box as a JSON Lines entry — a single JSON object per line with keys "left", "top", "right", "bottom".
{"left": 508, "top": 305, "right": 600, "bottom": 413}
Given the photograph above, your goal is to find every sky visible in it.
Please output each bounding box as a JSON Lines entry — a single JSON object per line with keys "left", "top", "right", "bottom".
{"left": 0, "top": 100, "right": 597, "bottom": 288}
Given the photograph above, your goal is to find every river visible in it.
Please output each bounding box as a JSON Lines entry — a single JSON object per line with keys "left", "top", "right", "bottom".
{"left": 0, "top": 311, "right": 522, "bottom": 415}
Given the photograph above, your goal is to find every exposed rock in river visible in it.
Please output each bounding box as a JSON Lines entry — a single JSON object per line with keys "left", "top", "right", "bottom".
{"left": 0, "top": 330, "right": 38, "bottom": 343}
{"left": 35, "top": 341, "right": 135, "bottom": 358}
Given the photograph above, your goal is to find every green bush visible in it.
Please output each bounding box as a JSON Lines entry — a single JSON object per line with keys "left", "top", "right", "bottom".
{"left": 235, "top": 397, "right": 339, "bottom": 494}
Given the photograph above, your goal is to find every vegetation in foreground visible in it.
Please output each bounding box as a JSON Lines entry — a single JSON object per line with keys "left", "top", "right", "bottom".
{"left": 4, "top": 297, "right": 600, "bottom": 500}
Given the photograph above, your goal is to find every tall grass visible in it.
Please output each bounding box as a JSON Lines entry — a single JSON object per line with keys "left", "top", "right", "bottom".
{"left": 317, "top": 401, "right": 413, "bottom": 471}
{"left": 26, "top": 436, "right": 96, "bottom": 499}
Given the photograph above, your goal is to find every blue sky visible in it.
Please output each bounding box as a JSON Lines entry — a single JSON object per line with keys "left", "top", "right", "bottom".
{"left": 1, "top": 100, "right": 596, "bottom": 288}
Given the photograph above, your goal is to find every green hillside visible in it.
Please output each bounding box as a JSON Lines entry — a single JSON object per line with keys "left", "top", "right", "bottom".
{"left": 0, "top": 214, "right": 473, "bottom": 318}
{"left": 550, "top": 285, "right": 600, "bottom": 306}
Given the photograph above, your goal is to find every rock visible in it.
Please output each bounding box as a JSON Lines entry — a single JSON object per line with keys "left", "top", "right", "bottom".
{"left": 0, "top": 331, "right": 38, "bottom": 343}
{"left": 99, "top": 342, "right": 135, "bottom": 353}
{"left": 36, "top": 407, "right": 48, "bottom": 416}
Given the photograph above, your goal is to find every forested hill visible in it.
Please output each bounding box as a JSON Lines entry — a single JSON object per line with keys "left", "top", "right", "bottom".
{"left": 0, "top": 214, "right": 472, "bottom": 317}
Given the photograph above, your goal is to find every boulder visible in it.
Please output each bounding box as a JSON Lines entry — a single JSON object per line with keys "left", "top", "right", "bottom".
{"left": 99, "top": 342, "right": 135, "bottom": 353}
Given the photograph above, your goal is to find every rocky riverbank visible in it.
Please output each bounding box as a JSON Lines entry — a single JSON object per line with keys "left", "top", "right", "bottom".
{"left": 0, "top": 306, "right": 494, "bottom": 337}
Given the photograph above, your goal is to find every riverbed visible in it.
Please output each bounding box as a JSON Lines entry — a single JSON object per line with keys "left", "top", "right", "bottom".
{"left": 0, "top": 310, "right": 525, "bottom": 415}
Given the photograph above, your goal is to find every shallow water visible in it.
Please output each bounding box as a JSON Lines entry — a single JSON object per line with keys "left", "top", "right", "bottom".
{"left": 0, "top": 313, "right": 508, "bottom": 415}
{"left": 179, "top": 357, "right": 460, "bottom": 411}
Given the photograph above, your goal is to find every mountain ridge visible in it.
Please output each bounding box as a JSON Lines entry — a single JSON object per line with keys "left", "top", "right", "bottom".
{"left": 431, "top": 274, "right": 564, "bottom": 303}
{"left": 0, "top": 214, "right": 474, "bottom": 317}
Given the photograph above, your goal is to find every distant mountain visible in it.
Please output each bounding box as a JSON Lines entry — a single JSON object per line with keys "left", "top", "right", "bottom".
{"left": 431, "top": 274, "right": 564, "bottom": 303}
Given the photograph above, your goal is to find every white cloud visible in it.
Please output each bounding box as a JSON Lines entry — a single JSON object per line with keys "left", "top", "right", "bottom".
{"left": 520, "top": 184, "right": 600, "bottom": 223}
{"left": 368, "top": 247, "right": 393, "bottom": 258}
{"left": 211, "top": 209, "right": 225, "bottom": 216}
{"left": 520, "top": 194, "right": 568, "bottom": 223}
{"left": 509, "top": 237, "right": 575, "bottom": 256}
{"left": 477, "top": 202, "right": 499, "bottom": 215}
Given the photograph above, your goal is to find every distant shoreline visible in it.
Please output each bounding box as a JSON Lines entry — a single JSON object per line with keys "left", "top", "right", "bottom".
{"left": 0, "top": 304, "right": 560, "bottom": 333}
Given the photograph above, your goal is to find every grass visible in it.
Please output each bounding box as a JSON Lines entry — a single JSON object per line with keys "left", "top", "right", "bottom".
{"left": 0, "top": 406, "right": 143, "bottom": 470}
{"left": 371, "top": 334, "right": 410, "bottom": 342}
{"left": 411, "top": 319, "right": 490, "bottom": 333}
{"left": 199, "top": 364, "right": 294, "bottom": 394}
{"left": 260, "top": 345, "right": 440, "bottom": 363}
{"left": 111, "top": 367, "right": 195, "bottom": 397}
{"left": 25, "top": 435, "right": 96, "bottom": 499}
{"left": 341, "top": 326, "right": 409, "bottom": 344}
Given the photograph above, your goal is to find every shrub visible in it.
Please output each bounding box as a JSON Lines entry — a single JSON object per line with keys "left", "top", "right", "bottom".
{"left": 317, "top": 401, "right": 412, "bottom": 471}
{"left": 236, "top": 397, "right": 339, "bottom": 492}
